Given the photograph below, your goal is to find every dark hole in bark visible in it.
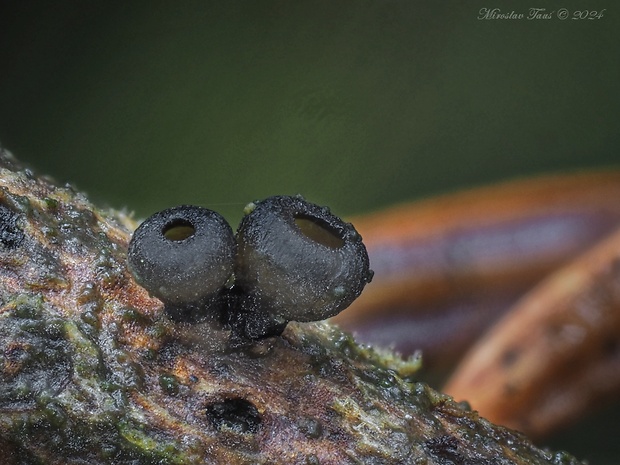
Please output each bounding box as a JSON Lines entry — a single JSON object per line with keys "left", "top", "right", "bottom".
{"left": 424, "top": 435, "right": 466, "bottom": 465}
{"left": 205, "top": 398, "right": 261, "bottom": 434}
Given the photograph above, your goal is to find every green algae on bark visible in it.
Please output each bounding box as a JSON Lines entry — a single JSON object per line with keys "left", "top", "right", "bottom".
{"left": 0, "top": 146, "right": 585, "bottom": 464}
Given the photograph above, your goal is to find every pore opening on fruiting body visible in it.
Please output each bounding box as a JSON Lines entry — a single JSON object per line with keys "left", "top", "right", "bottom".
{"left": 294, "top": 214, "right": 345, "bottom": 249}
{"left": 162, "top": 218, "right": 196, "bottom": 241}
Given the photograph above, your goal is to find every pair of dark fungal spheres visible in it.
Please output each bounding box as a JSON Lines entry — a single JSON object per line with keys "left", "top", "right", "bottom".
{"left": 128, "top": 195, "right": 374, "bottom": 342}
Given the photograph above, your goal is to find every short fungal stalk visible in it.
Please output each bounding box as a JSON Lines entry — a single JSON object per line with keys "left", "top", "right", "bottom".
{"left": 127, "top": 196, "right": 373, "bottom": 341}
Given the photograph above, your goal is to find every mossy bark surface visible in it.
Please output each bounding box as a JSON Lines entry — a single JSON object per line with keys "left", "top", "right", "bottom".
{"left": 0, "top": 147, "right": 584, "bottom": 464}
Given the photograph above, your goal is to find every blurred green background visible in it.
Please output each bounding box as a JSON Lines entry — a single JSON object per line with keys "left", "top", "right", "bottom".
{"left": 0, "top": 1, "right": 617, "bottom": 462}
{"left": 1, "top": 1, "right": 618, "bottom": 222}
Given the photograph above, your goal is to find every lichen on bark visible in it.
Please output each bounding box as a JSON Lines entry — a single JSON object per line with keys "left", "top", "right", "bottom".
{"left": 0, "top": 146, "right": 584, "bottom": 464}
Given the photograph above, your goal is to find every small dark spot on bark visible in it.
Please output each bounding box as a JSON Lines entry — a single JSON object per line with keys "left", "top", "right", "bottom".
{"left": 424, "top": 435, "right": 466, "bottom": 465}
{"left": 297, "top": 417, "right": 323, "bottom": 439}
{"left": 205, "top": 398, "right": 261, "bottom": 434}
{"left": 0, "top": 204, "right": 24, "bottom": 249}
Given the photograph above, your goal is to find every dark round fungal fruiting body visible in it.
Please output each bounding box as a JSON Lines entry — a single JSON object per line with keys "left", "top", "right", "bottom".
{"left": 235, "top": 195, "right": 373, "bottom": 329}
{"left": 127, "top": 206, "right": 236, "bottom": 309}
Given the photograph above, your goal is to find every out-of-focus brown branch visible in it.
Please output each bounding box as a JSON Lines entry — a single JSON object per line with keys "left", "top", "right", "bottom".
{"left": 444, "top": 223, "right": 620, "bottom": 439}
{"left": 335, "top": 171, "right": 620, "bottom": 379}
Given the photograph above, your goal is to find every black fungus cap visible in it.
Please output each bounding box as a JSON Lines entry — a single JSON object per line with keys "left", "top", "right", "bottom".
{"left": 235, "top": 195, "right": 373, "bottom": 325}
{"left": 127, "top": 205, "right": 236, "bottom": 306}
